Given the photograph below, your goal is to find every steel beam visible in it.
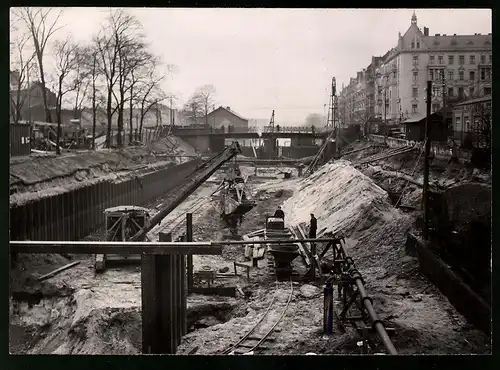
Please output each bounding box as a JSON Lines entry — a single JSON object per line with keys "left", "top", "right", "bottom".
{"left": 10, "top": 240, "right": 221, "bottom": 255}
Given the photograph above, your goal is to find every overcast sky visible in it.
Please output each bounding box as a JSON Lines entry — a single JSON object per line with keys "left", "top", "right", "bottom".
{"left": 10, "top": 8, "right": 492, "bottom": 124}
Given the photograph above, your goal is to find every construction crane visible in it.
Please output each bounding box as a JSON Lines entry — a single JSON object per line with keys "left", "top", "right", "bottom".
{"left": 95, "top": 142, "right": 242, "bottom": 271}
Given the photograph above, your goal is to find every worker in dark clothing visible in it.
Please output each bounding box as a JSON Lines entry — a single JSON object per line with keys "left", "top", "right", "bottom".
{"left": 274, "top": 206, "right": 285, "bottom": 219}
{"left": 309, "top": 213, "right": 317, "bottom": 239}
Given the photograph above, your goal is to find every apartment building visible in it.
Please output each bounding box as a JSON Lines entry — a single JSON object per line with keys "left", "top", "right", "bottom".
{"left": 373, "top": 12, "right": 492, "bottom": 124}
{"left": 338, "top": 56, "right": 384, "bottom": 127}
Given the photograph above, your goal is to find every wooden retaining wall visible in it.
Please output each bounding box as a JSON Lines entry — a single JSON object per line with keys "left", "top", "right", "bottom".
{"left": 9, "top": 159, "right": 203, "bottom": 241}
{"left": 406, "top": 232, "right": 491, "bottom": 335}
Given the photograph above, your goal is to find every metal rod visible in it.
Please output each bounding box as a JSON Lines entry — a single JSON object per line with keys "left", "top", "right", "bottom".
{"left": 423, "top": 80, "right": 432, "bottom": 241}
{"left": 10, "top": 240, "right": 220, "bottom": 255}
{"left": 186, "top": 213, "right": 193, "bottom": 294}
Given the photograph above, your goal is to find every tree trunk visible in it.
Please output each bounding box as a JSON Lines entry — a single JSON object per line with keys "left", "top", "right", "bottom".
{"left": 35, "top": 50, "right": 52, "bottom": 123}
{"left": 106, "top": 91, "right": 113, "bottom": 148}
{"left": 56, "top": 78, "right": 63, "bottom": 155}
{"left": 129, "top": 92, "right": 134, "bottom": 144}
{"left": 92, "top": 56, "right": 97, "bottom": 150}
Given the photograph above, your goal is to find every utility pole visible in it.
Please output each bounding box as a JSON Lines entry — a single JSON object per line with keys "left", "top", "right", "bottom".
{"left": 327, "top": 77, "right": 336, "bottom": 129}
{"left": 383, "top": 89, "right": 387, "bottom": 124}
{"left": 441, "top": 70, "right": 447, "bottom": 133}
{"left": 269, "top": 109, "right": 275, "bottom": 132}
{"left": 423, "top": 80, "right": 432, "bottom": 241}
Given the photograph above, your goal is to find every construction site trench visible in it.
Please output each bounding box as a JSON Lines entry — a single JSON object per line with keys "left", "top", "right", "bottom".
{"left": 9, "top": 138, "right": 491, "bottom": 355}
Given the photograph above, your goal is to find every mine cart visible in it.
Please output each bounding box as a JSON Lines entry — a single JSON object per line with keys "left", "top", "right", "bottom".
{"left": 95, "top": 205, "right": 151, "bottom": 272}
{"left": 265, "top": 216, "right": 300, "bottom": 276}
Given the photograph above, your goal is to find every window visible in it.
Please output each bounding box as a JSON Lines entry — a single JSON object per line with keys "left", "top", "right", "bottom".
{"left": 411, "top": 41, "right": 415, "bottom": 49}
{"left": 459, "top": 55, "right": 465, "bottom": 64}
{"left": 429, "top": 56, "right": 435, "bottom": 64}
{"left": 413, "top": 72, "right": 418, "bottom": 81}
{"left": 469, "top": 87, "right": 475, "bottom": 97}
{"left": 455, "top": 116, "right": 461, "bottom": 130}
{"left": 459, "top": 70, "right": 464, "bottom": 80}
{"left": 448, "top": 87, "right": 454, "bottom": 97}
{"left": 469, "top": 71, "right": 475, "bottom": 81}
{"left": 484, "top": 87, "right": 492, "bottom": 95}
{"left": 489, "top": 54, "right": 492, "bottom": 63}
{"left": 480, "top": 68, "right": 485, "bottom": 80}
{"left": 429, "top": 70, "right": 434, "bottom": 80}
{"left": 412, "top": 104, "right": 418, "bottom": 113}
{"left": 413, "top": 55, "right": 419, "bottom": 65}
{"left": 432, "top": 103, "right": 440, "bottom": 113}
{"left": 448, "top": 70, "right": 454, "bottom": 80}
{"left": 438, "top": 56, "right": 443, "bottom": 64}
{"left": 412, "top": 88, "right": 418, "bottom": 98}
{"left": 416, "top": 41, "right": 420, "bottom": 48}
{"left": 469, "top": 55, "right": 475, "bottom": 64}
{"left": 458, "top": 87, "right": 464, "bottom": 98}
{"left": 480, "top": 55, "right": 486, "bottom": 64}
{"left": 448, "top": 55, "right": 454, "bottom": 65}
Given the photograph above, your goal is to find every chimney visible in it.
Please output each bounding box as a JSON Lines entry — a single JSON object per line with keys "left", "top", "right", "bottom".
{"left": 424, "top": 27, "right": 429, "bottom": 36}
{"left": 435, "top": 34, "right": 440, "bottom": 36}
{"left": 226, "top": 106, "right": 231, "bottom": 111}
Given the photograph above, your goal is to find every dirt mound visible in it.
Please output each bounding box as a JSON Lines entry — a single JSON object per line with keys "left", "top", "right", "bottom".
{"left": 10, "top": 136, "right": 195, "bottom": 192}
{"left": 280, "top": 160, "right": 490, "bottom": 353}
{"left": 282, "top": 160, "right": 398, "bottom": 239}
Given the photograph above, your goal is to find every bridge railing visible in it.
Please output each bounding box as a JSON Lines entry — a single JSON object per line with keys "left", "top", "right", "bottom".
{"left": 170, "top": 124, "right": 335, "bottom": 135}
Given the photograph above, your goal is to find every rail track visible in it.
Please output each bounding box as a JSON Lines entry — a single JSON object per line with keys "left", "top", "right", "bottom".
{"left": 221, "top": 279, "right": 294, "bottom": 355}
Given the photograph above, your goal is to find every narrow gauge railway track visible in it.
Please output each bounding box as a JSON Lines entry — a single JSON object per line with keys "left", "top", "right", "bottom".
{"left": 221, "top": 279, "right": 294, "bottom": 355}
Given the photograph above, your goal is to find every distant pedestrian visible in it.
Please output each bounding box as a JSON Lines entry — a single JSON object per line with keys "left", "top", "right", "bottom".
{"left": 309, "top": 213, "right": 317, "bottom": 239}
{"left": 274, "top": 206, "right": 285, "bottom": 219}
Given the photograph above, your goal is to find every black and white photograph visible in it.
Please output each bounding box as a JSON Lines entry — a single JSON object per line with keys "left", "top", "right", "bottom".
{"left": 9, "top": 7, "right": 491, "bottom": 356}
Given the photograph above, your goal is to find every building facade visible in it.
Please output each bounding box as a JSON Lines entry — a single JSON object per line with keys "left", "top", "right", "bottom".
{"left": 452, "top": 95, "right": 491, "bottom": 147}
{"left": 373, "top": 12, "right": 492, "bottom": 124}
{"left": 338, "top": 56, "right": 384, "bottom": 129}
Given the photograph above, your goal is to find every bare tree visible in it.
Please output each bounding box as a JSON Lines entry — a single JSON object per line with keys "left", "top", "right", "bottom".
{"left": 194, "top": 84, "right": 216, "bottom": 125}
{"left": 183, "top": 94, "right": 204, "bottom": 125}
{"left": 70, "top": 46, "right": 92, "bottom": 120}
{"left": 10, "top": 31, "right": 36, "bottom": 123}
{"left": 52, "top": 37, "right": 78, "bottom": 154}
{"left": 13, "top": 7, "right": 64, "bottom": 123}
{"left": 136, "top": 71, "right": 169, "bottom": 137}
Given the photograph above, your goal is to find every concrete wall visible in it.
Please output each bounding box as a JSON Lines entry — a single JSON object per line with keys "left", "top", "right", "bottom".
{"left": 10, "top": 159, "right": 202, "bottom": 242}
{"left": 183, "top": 136, "right": 210, "bottom": 153}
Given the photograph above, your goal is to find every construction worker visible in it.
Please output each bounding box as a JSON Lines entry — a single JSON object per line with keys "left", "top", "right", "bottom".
{"left": 309, "top": 213, "right": 317, "bottom": 239}
{"left": 274, "top": 206, "right": 285, "bottom": 219}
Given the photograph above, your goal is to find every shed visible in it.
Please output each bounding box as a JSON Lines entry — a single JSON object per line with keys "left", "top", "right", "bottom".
{"left": 10, "top": 122, "right": 31, "bottom": 157}
{"left": 403, "top": 112, "right": 449, "bottom": 142}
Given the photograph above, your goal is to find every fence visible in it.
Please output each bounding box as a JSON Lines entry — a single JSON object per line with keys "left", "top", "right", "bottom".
{"left": 10, "top": 159, "right": 202, "bottom": 241}
{"left": 10, "top": 123, "right": 31, "bottom": 157}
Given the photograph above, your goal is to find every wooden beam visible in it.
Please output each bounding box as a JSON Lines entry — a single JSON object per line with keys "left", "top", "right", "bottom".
{"left": 10, "top": 240, "right": 221, "bottom": 255}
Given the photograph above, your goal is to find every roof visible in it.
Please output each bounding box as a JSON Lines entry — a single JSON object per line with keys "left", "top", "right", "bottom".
{"left": 421, "top": 34, "right": 492, "bottom": 50}
{"left": 208, "top": 106, "right": 248, "bottom": 121}
{"left": 403, "top": 112, "right": 442, "bottom": 124}
{"left": 104, "top": 206, "right": 151, "bottom": 214}
{"left": 455, "top": 95, "right": 492, "bottom": 107}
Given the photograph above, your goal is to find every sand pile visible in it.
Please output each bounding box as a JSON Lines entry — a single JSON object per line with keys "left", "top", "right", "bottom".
{"left": 282, "top": 160, "right": 399, "bottom": 240}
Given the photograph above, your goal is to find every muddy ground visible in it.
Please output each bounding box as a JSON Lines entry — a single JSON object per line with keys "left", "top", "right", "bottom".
{"left": 9, "top": 149, "right": 491, "bottom": 355}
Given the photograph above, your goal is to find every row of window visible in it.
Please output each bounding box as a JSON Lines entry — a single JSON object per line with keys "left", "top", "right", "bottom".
{"left": 413, "top": 54, "right": 493, "bottom": 66}
{"left": 429, "top": 54, "right": 492, "bottom": 65}
{"left": 410, "top": 67, "right": 492, "bottom": 82}
{"left": 412, "top": 85, "right": 491, "bottom": 98}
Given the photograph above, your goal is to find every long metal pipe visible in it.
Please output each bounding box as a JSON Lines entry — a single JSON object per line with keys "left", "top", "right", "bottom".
{"left": 339, "top": 241, "right": 398, "bottom": 355}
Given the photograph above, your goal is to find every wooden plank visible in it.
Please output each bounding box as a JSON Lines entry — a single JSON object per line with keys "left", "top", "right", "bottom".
{"left": 141, "top": 253, "right": 155, "bottom": 354}
{"left": 37, "top": 261, "right": 81, "bottom": 282}
{"left": 10, "top": 241, "right": 223, "bottom": 255}
{"left": 186, "top": 213, "right": 193, "bottom": 293}
{"left": 180, "top": 254, "right": 187, "bottom": 336}
{"left": 190, "top": 287, "right": 237, "bottom": 297}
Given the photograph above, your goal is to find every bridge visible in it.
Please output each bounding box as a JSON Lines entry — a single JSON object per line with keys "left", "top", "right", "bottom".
{"left": 170, "top": 125, "right": 334, "bottom": 139}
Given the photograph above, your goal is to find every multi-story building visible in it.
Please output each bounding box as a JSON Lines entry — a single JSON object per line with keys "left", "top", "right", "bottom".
{"left": 373, "top": 12, "right": 492, "bottom": 124}
{"left": 338, "top": 56, "right": 384, "bottom": 129}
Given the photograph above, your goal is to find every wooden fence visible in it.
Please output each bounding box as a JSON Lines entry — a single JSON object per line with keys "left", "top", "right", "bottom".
{"left": 10, "top": 159, "right": 202, "bottom": 241}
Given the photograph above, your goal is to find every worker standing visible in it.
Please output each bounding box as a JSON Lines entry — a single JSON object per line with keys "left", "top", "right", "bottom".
{"left": 309, "top": 213, "right": 317, "bottom": 239}
{"left": 274, "top": 206, "right": 285, "bottom": 219}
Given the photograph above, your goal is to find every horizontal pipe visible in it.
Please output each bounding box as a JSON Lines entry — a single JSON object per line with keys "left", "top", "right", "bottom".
{"left": 10, "top": 240, "right": 221, "bottom": 255}
{"left": 212, "top": 238, "right": 342, "bottom": 246}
